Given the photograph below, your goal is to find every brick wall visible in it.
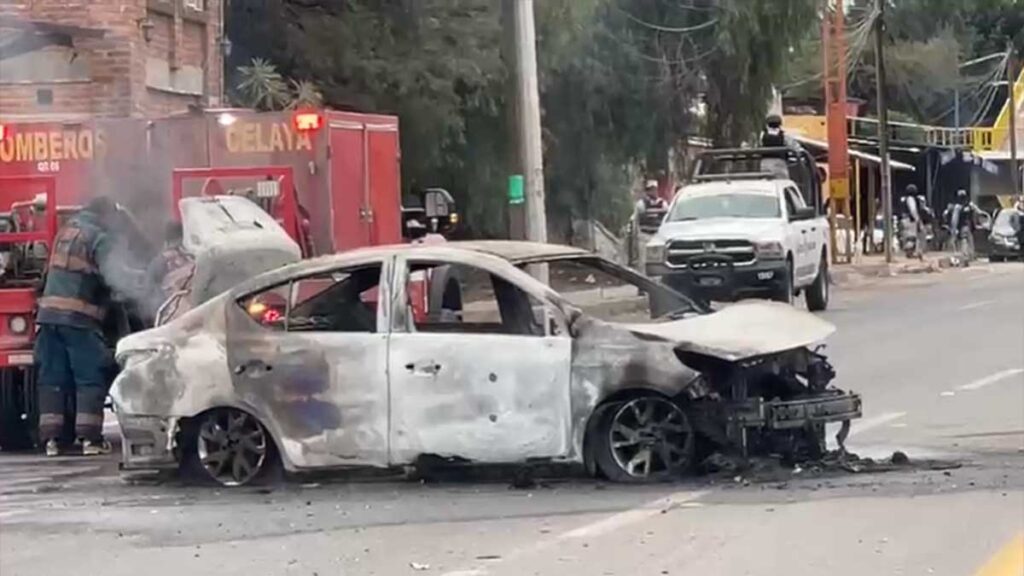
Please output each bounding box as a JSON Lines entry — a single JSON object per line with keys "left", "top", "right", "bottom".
{"left": 0, "top": 0, "right": 222, "bottom": 119}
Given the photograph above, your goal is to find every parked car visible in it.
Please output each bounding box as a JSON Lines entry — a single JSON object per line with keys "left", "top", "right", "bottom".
{"left": 645, "top": 175, "right": 830, "bottom": 311}
{"left": 110, "top": 241, "right": 860, "bottom": 486}
{"left": 987, "top": 207, "right": 1022, "bottom": 262}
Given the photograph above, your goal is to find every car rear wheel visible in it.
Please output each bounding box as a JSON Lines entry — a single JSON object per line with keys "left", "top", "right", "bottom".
{"left": 805, "top": 253, "right": 829, "bottom": 312}
{"left": 990, "top": 255, "right": 1005, "bottom": 263}
{"left": 592, "top": 395, "right": 695, "bottom": 483}
{"left": 182, "top": 408, "right": 281, "bottom": 487}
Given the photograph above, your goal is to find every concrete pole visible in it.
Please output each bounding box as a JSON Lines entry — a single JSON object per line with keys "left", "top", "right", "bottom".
{"left": 507, "top": 1, "right": 548, "bottom": 245}
{"left": 1008, "top": 42, "right": 1020, "bottom": 196}
{"left": 875, "top": 0, "right": 893, "bottom": 263}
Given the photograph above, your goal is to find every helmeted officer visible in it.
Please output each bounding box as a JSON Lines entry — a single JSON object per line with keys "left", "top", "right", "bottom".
{"left": 35, "top": 197, "right": 144, "bottom": 457}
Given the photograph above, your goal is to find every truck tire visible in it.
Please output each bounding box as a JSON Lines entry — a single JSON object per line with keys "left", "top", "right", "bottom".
{"left": 805, "top": 253, "right": 829, "bottom": 312}
{"left": 771, "top": 258, "right": 794, "bottom": 305}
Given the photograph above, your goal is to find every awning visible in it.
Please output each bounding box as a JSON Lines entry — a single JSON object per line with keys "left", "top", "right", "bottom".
{"left": 791, "top": 134, "right": 917, "bottom": 172}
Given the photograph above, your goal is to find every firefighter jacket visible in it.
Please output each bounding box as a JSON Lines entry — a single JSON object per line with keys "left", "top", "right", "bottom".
{"left": 36, "top": 210, "right": 114, "bottom": 330}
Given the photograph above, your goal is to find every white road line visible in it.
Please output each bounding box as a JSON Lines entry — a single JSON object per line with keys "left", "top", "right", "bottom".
{"left": 559, "top": 490, "right": 706, "bottom": 540}
{"left": 440, "top": 490, "right": 707, "bottom": 576}
{"left": 957, "top": 300, "right": 996, "bottom": 311}
{"left": 957, "top": 368, "right": 1024, "bottom": 392}
{"left": 849, "top": 411, "right": 907, "bottom": 437}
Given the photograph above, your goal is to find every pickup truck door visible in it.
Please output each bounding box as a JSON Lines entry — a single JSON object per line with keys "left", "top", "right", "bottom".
{"left": 784, "top": 186, "right": 820, "bottom": 285}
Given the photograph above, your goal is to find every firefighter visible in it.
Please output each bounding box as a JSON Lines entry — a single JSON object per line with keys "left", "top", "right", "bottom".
{"left": 35, "top": 197, "right": 144, "bottom": 457}
{"left": 146, "top": 222, "right": 196, "bottom": 323}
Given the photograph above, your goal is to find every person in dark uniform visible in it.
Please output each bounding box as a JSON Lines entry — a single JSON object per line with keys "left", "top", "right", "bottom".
{"left": 35, "top": 197, "right": 145, "bottom": 457}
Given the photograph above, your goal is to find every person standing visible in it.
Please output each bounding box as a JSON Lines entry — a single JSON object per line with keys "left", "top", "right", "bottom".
{"left": 900, "top": 184, "right": 926, "bottom": 259}
{"left": 630, "top": 180, "right": 668, "bottom": 270}
{"left": 35, "top": 197, "right": 144, "bottom": 457}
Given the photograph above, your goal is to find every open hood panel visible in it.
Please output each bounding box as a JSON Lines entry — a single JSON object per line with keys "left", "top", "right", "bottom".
{"left": 619, "top": 301, "right": 836, "bottom": 362}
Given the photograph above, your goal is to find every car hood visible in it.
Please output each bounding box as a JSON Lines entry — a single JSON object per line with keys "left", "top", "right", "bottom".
{"left": 617, "top": 300, "right": 835, "bottom": 362}
{"left": 654, "top": 218, "right": 783, "bottom": 243}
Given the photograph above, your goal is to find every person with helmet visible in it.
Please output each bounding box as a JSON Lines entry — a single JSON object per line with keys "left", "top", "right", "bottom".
{"left": 947, "top": 189, "right": 981, "bottom": 263}
{"left": 629, "top": 180, "right": 668, "bottom": 269}
{"left": 899, "top": 184, "right": 927, "bottom": 258}
{"left": 35, "top": 197, "right": 146, "bottom": 457}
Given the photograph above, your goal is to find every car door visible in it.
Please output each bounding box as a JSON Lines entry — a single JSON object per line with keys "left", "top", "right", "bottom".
{"left": 386, "top": 255, "right": 573, "bottom": 465}
{"left": 226, "top": 260, "right": 391, "bottom": 468}
{"left": 784, "top": 186, "right": 818, "bottom": 285}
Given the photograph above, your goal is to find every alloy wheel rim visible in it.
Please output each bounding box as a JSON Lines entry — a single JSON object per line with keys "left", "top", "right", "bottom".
{"left": 196, "top": 410, "right": 268, "bottom": 486}
{"left": 609, "top": 397, "right": 692, "bottom": 479}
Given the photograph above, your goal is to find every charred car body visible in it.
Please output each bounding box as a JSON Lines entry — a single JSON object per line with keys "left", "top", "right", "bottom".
{"left": 110, "top": 241, "right": 861, "bottom": 486}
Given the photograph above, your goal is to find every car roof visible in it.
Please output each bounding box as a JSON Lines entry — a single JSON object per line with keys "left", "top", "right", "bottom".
{"left": 677, "top": 180, "right": 781, "bottom": 198}
{"left": 232, "top": 241, "right": 591, "bottom": 295}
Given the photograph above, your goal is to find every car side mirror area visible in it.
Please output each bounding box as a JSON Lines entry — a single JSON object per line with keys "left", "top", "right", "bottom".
{"left": 790, "top": 206, "right": 816, "bottom": 222}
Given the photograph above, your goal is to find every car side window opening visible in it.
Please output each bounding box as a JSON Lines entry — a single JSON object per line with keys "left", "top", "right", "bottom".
{"left": 240, "top": 264, "right": 382, "bottom": 333}
{"left": 406, "top": 262, "right": 546, "bottom": 337}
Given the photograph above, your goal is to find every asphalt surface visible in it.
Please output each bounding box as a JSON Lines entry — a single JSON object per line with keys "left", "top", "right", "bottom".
{"left": 1, "top": 262, "right": 1022, "bottom": 576}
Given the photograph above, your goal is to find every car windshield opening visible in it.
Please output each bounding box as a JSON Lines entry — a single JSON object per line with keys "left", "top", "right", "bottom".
{"left": 993, "top": 209, "right": 1022, "bottom": 235}
{"left": 539, "top": 257, "right": 704, "bottom": 324}
{"left": 669, "top": 193, "right": 780, "bottom": 221}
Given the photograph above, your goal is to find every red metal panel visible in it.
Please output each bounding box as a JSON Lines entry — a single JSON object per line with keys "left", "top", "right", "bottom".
{"left": 329, "top": 123, "right": 370, "bottom": 251}
{"left": 367, "top": 126, "right": 402, "bottom": 246}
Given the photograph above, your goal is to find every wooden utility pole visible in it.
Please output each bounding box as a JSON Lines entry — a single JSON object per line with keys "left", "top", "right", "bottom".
{"left": 874, "top": 0, "right": 893, "bottom": 263}
{"left": 1008, "top": 42, "right": 1020, "bottom": 196}
{"left": 823, "top": 0, "right": 851, "bottom": 263}
{"left": 504, "top": 0, "right": 548, "bottom": 263}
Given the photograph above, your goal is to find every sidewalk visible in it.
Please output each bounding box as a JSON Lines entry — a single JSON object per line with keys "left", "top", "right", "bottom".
{"left": 831, "top": 251, "right": 954, "bottom": 286}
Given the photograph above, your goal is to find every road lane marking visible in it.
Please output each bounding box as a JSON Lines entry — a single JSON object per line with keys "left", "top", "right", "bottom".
{"left": 441, "top": 490, "right": 707, "bottom": 576}
{"left": 849, "top": 412, "right": 907, "bottom": 437}
{"left": 972, "top": 533, "right": 1024, "bottom": 576}
{"left": 559, "top": 490, "right": 707, "bottom": 540}
{"left": 958, "top": 300, "right": 996, "bottom": 311}
{"left": 958, "top": 369, "right": 1024, "bottom": 391}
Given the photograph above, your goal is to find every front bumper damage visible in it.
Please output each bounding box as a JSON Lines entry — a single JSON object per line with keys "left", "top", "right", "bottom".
{"left": 728, "top": 392, "right": 862, "bottom": 430}
{"left": 117, "top": 413, "right": 180, "bottom": 470}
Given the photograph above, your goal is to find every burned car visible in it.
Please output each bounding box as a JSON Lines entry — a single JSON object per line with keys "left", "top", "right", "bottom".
{"left": 110, "top": 241, "right": 861, "bottom": 486}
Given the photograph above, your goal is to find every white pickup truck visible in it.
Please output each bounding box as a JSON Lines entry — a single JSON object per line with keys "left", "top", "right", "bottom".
{"left": 645, "top": 175, "right": 831, "bottom": 311}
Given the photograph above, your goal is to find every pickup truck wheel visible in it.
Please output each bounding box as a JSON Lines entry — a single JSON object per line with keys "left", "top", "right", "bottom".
{"left": 805, "top": 253, "right": 829, "bottom": 312}
{"left": 592, "top": 395, "right": 695, "bottom": 483}
{"left": 771, "top": 259, "right": 794, "bottom": 305}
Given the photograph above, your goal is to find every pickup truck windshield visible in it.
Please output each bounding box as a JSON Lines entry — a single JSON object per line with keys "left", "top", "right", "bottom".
{"left": 668, "top": 192, "right": 780, "bottom": 221}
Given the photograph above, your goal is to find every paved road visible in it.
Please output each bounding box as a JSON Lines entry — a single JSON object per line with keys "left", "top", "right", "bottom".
{"left": 1, "top": 263, "right": 1022, "bottom": 576}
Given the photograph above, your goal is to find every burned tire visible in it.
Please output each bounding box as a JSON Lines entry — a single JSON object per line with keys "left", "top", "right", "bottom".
{"left": 771, "top": 258, "right": 795, "bottom": 305}
{"left": 181, "top": 408, "right": 281, "bottom": 487}
{"left": 805, "top": 253, "right": 829, "bottom": 312}
{"left": 591, "top": 395, "right": 695, "bottom": 483}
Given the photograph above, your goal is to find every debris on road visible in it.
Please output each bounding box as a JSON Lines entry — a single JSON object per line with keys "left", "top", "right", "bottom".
{"left": 410, "top": 561, "right": 431, "bottom": 571}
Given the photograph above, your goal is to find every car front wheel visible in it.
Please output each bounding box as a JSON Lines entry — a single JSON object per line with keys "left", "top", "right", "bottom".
{"left": 592, "top": 395, "right": 695, "bottom": 483}
{"left": 771, "top": 259, "right": 795, "bottom": 305}
{"left": 805, "top": 253, "right": 829, "bottom": 312}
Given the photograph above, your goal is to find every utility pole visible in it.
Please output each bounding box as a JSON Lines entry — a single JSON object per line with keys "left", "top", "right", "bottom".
{"left": 504, "top": 0, "right": 549, "bottom": 271}
{"left": 1008, "top": 41, "right": 1020, "bottom": 196}
{"left": 874, "top": 0, "right": 893, "bottom": 263}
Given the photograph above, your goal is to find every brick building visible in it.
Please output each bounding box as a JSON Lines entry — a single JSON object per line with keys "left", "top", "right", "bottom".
{"left": 0, "top": 0, "right": 224, "bottom": 120}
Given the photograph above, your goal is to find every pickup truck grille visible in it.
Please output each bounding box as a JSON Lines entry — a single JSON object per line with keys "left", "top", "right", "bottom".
{"left": 666, "top": 239, "right": 756, "bottom": 267}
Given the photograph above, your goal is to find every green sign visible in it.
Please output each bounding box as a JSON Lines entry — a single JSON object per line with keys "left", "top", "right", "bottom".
{"left": 508, "top": 174, "right": 525, "bottom": 205}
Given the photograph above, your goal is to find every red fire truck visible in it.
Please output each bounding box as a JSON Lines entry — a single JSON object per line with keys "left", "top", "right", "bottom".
{"left": 0, "top": 108, "right": 457, "bottom": 449}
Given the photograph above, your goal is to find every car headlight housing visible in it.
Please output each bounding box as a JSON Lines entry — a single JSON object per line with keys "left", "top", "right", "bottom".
{"left": 754, "top": 241, "right": 785, "bottom": 260}
{"left": 7, "top": 315, "right": 29, "bottom": 335}
{"left": 646, "top": 242, "right": 666, "bottom": 264}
